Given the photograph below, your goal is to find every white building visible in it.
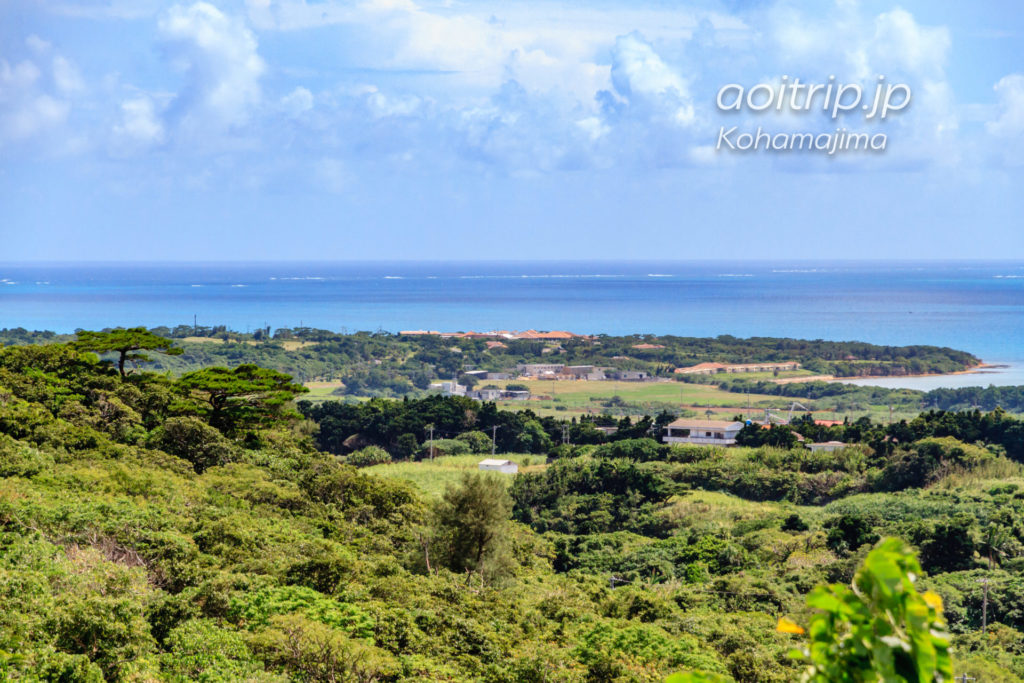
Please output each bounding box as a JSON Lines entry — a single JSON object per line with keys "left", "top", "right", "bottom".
{"left": 663, "top": 418, "right": 745, "bottom": 446}
{"left": 478, "top": 459, "right": 519, "bottom": 474}
{"left": 429, "top": 381, "right": 466, "bottom": 396}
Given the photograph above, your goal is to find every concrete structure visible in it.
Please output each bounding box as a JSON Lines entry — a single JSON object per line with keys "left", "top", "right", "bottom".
{"left": 607, "top": 370, "right": 650, "bottom": 381}
{"left": 470, "top": 388, "right": 505, "bottom": 401}
{"left": 663, "top": 418, "right": 745, "bottom": 446}
{"left": 430, "top": 381, "right": 466, "bottom": 396}
{"left": 517, "top": 363, "right": 566, "bottom": 377}
{"left": 478, "top": 459, "right": 519, "bottom": 474}
{"left": 674, "top": 361, "right": 801, "bottom": 375}
{"left": 807, "top": 441, "right": 848, "bottom": 452}
{"left": 503, "top": 390, "right": 531, "bottom": 401}
{"left": 484, "top": 372, "right": 512, "bottom": 380}
{"left": 464, "top": 387, "right": 531, "bottom": 401}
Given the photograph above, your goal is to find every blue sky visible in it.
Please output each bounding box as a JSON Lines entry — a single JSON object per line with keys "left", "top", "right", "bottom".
{"left": 1, "top": 0, "right": 1022, "bottom": 260}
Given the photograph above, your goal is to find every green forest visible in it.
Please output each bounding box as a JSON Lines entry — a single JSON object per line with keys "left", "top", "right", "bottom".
{"left": 1, "top": 330, "right": 1022, "bottom": 681}
{"left": 0, "top": 326, "right": 981, "bottom": 391}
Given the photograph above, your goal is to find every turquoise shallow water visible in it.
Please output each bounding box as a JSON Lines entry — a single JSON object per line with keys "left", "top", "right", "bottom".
{"left": 1, "top": 260, "right": 1022, "bottom": 387}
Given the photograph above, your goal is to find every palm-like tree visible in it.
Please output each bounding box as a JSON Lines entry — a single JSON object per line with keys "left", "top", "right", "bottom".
{"left": 980, "top": 524, "right": 1011, "bottom": 570}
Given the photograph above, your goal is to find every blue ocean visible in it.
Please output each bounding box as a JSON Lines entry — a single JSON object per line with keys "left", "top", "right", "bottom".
{"left": 2, "top": 260, "right": 1023, "bottom": 388}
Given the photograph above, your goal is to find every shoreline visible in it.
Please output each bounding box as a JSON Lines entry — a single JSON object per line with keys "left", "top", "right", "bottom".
{"left": 831, "top": 361, "right": 1005, "bottom": 383}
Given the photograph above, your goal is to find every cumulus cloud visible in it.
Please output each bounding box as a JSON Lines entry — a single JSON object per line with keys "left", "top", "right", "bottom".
{"left": 609, "top": 32, "right": 694, "bottom": 126}
{"left": 0, "top": 58, "right": 70, "bottom": 145}
{"left": 765, "top": 3, "right": 956, "bottom": 167}
{"left": 870, "top": 9, "right": 950, "bottom": 80}
{"left": 52, "top": 55, "right": 85, "bottom": 94}
{"left": 280, "top": 86, "right": 313, "bottom": 116}
{"left": 159, "top": 2, "right": 265, "bottom": 127}
{"left": 988, "top": 74, "right": 1024, "bottom": 138}
{"left": 986, "top": 74, "right": 1024, "bottom": 164}
{"left": 113, "top": 96, "right": 165, "bottom": 148}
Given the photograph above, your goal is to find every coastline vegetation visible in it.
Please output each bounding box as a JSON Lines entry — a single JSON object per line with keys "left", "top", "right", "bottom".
{"left": 1, "top": 330, "right": 1023, "bottom": 680}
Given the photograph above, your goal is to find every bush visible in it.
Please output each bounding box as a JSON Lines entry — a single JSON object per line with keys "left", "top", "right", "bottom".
{"left": 454, "top": 430, "right": 493, "bottom": 454}
{"left": 347, "top": 445, "right": 392, "bottom": 468}
{"left": 0, "top": 434, "right": 53, "bottom": 477}
{"left": 781, "top": 513, "right": 809, "bottom": 532}
{"left": 592, "top": 438, "right": 665, "bottom": 462}
{"left": 416, "top": 439, "right": 470, "bottom": 459}
{"left": 148, "top": 416, "right": 238, "bottom": 473}
{"left": 160, "top": 619, "right": 265, "bottom": 682}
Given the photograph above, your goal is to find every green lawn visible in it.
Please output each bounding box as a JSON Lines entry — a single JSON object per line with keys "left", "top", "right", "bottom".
{"left": 364, "top": 454, "right": 545, "bottom": 498}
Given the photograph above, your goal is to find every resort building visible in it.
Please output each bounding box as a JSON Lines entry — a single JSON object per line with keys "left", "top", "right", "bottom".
{"left": 663, "top": 418, "right": 745, "bottom": 446}
{"left": 674, "top": 361, "right": 801, "bottom": 375}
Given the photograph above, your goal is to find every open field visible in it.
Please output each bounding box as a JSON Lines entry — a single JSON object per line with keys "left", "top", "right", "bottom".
{"left": 302, "top": 380, "right": 346, "bottom": 401}
{"left": 181, "top": 336, "right": 318, "bottom": 351}
{"left": 488, "top": 378, "right": 809, "bottom": 419}
{"left": 364, "top": 454, "right": 545, "bottom": 498}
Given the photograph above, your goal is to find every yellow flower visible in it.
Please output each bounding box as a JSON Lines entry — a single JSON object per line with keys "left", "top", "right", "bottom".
{"left": 777, "top": 617, "right": 805, "bottom": 634}
{"left": 922, "top": 591, "right": 944, "bottom": 613}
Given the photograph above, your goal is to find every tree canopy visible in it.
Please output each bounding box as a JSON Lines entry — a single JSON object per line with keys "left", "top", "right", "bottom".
{"left": 73, "top": 327, "right": 182, "bottom": 377}
{"left": 177, "top": 363, "right": 308, "bottom": 434}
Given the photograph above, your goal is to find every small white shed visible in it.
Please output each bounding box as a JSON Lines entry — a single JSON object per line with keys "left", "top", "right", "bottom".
{"left": 478, "top": 458, "right": 519, "bottom": 474}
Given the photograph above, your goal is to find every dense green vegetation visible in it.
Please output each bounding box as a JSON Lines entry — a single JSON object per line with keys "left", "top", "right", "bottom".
{"left": 1, "top": 330, "right": 1023, "bottom": 681}
{"left": 0, "top": 326, "right": 981, "bottom": 394}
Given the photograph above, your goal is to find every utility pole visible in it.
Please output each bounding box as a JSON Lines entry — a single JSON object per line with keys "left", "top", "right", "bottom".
{"left": 491, "top": 425, "right": 498, "bottom": 456}
{"left": 978, "top": 577, "right": 989, "bottom": 635}
{"left": 193, "top": 314, "right": 197, "bottom": 336}
{"left": 428, "top": 424, "right": 435, "bottom": 461}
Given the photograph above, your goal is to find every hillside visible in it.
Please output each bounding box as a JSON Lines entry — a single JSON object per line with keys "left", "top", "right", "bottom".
{"left": 0, "top": 336, "right": 1022, "bottom": 681}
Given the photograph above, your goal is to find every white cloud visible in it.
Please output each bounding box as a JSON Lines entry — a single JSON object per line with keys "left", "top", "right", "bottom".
{"left": 986, "top": 74, "right": 1024, "bottom": 165}
{"left": 988, "top": 74, "right": 1024, "bottom": 138}
{"left": 281, "top": 86, "right": 313, "bottom": 116}
{"left": 53, "top": 55, "right": 85, "bottom": 94}
{"left": 871, "top": 9, "right": 950, "bottom": 80}
{"left": 611, "top": 33, "right": 686, "bottom": 99}
{"left": 113, "top": 96, "right": 165, "bottom": 147}
{"left": 159, "top": 2, "right": 265, "bottom": 126}
{"left": 609, "top": 33, "right": 694, "bottom": 126}
{"left": 766, "top": 3, "right": 956, "bottom": 167}
{"left": 25, "top": 35, "right": 52, "bottom": 54}
{"left": 576, "top": 116, "right": 609, "bottom": 141}
{"left": 0, "top": 58, "right": 70, "bottom": 144}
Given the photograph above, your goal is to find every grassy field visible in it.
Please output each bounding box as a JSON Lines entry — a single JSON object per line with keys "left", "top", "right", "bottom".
{"left": 364, "top": 454, "right": 545, "bottom": 498}
{"left": 181, "top": 336, "right": 317, "bottom": 351}
{"left": 303, "top": 380, "right": 347, "bottom": 402}
{"left": 488, "top": 378, "right": 813, "bottom": 419}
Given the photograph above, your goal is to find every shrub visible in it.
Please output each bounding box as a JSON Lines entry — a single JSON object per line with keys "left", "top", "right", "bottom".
{"left": 454, "top": 430, "right": 493, "bottom": 454}
{"left": 416, "top": 438, "right": 470, "bottom": 459}
{"left": 0, "top": 434, "right": 53, "bottom": 477}
{"left": 781, "top": 513, "right": 809, "bottom": 532}
{"left": 592, "top": 438, "right": 665, "bottom": 462}
{"left": 148, "top": 416, "right": 238, "bottom": 473}
{"left": 160, "top": 619, "right": 265, "bottom": 682}
{"left": 347, "top": 445, "right": 392, "bottom": 468}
